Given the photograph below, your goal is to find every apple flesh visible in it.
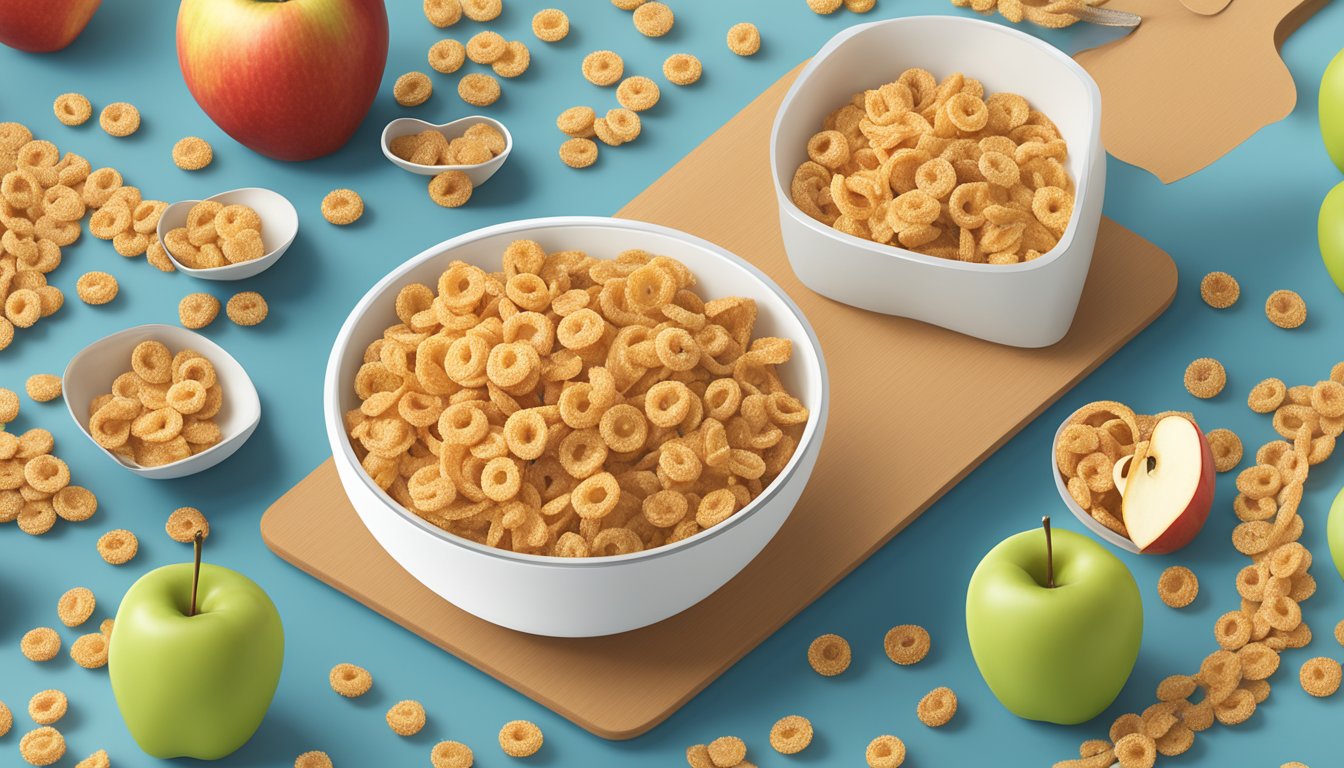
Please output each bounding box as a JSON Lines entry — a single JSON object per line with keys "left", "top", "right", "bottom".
{"left": 176, "top": 0, "right": 388, "bottom": 161}
{"left": 1119, "top": 416, "right": 1214, "bottom": 554}
{"left": 966, "top": 526, "right": 1143, "bottom": 724}
{"left": 109, "top": 563, "right": 284, "bottom": 760}
{"left": 1322, "top": 47, "right": 1344, "bottom": 174}
{"left": 0, "top": 0, "right": 101, "bottom": 53}
{"left": 1320, "top": 181, "right": 1344, "bottom": 295}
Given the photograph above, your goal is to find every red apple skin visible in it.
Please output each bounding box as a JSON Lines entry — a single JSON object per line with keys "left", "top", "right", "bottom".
{"left": 1139, "top": 429, "right": 1215, "bottom": 555}
{"left": 176, "top": 0, "right": 388, "bottom": 162}
{"left": 0, "top": 0, "right": 101, "bottom": 52}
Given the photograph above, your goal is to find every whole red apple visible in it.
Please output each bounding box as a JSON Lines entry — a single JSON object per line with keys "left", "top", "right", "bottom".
{"left": 176, "top": 0, "right": 388, "bottom": 162}
{"left": 0, "top": 0, "right": 101, "bottom": 53}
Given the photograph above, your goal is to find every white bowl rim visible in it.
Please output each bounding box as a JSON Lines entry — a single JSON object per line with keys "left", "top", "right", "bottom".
{"left": 159, "top": 186, "right": 298, "bottom": 275}
{"left": 326, "top": 215, "right": 830, "bottom": 568}
{"left": 63, "top": 323, "right": 263, "bottom": 472}
{"left": 379, "top": 115, "right": 514, "bottom": 173}
{"left": 1050, "top": 404, "right": 1141, "bottom": 554}
{"left": 768, "top": 14, "right": 1103, "bottom": 275}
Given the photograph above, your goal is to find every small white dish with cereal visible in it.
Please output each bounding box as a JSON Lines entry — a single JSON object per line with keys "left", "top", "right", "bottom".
{"left": 63, "top": 325, "right": 261, "bottom": 480}
{"left": 324, "top": 216, "right": 828, "bottom": 637}
{"left": 380, "top": 116, "right": 512, "bottom": 185}
{"left": 770, "top": 16, "right": 1106, "bottom": 348}
{"left": 156, "top": 187, "right": 298, "bottom": 281}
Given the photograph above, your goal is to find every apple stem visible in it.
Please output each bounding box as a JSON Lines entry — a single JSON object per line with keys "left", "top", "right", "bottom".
{"left": 1043, "top": 516, "right": 1055, "bottom": 589}
{"left": 189, "top": 531, "right": 203, "bottom": 617}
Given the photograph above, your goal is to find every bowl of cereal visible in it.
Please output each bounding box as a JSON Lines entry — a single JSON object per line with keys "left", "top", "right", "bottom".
{"left": 156, "top": 187, "right": 298, "bottom": 281}
{"left": 380, "top": 116, "right": 511, "bottom": 185}
{"left": 770, "top": 15, "right": 1105, "bottom": 348}
{"left": 63, "top": 324, "right": 261, "bottom": 480}
{"left": 324, "top": 216, "right": 828, "bottom": 637}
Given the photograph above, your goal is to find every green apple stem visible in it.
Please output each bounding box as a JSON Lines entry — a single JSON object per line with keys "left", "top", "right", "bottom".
{"left": 189, "top": 531, "right": 203, "bottom": 617}
{"left": 1043, "top": 516, "right": 1055, "bottom": 589}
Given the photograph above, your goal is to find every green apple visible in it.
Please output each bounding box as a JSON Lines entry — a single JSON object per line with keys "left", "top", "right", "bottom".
{"left": 1320, "top": 181, "right": 1344, "bottom": 294}
{"left": 1322, "top": 47, "right": 1344, "bottom": 173}
{"left": 1327, "top": 485, "right": 1344, "bottom": 581}
{"left": 109, "top": 559, "right": 284, "bottom": 759}
{"left": 966, "top": 519, "right": 1142, "bottom": 724}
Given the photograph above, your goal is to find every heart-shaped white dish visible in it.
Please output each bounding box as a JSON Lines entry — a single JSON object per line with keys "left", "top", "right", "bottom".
{"left": 380, "top": 115, "right": 512, "bottom": 185}
{"left": 156, "top": 187, "right": 298, "bottom": 281}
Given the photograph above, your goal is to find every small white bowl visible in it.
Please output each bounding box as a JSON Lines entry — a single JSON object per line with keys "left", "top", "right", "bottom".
{"left": 324, "top": 216, "right": 829, "bottom": 637}
{"left": 63, "top": 325, "right": 262, "bottom": 480}
{"left": 770, "top": 16, "right": 1106, "bottom": 348}
{"left": 157, "top": 187, "right": 298, "bottom": 281}
{"left": 1051, "top": 406, "right": 1141, "bottom": 554}
{"left": 380, "top": 116, "right": 512, "bottom": 185}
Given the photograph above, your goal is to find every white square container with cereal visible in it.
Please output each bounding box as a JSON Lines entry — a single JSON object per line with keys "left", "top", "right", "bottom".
{"left": 770, "top": 16, "right": 1105, "bottom": 348}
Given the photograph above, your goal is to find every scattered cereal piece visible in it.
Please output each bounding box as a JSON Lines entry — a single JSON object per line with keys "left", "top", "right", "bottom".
{"left": 706, "top": 736, "right": 745, "bottom": 767}
{"left": 1266, "top": 290, "right": 1307, "bottom": 329}
{"left": 462, "top": 0, "right": 501, "bottom": 21}
{"left": 75, "top": 272, "right": 119, "bottom": 305}
{"left": 769, "top": 715, "right": 812, "bottom": 755}
{"left": 663, "top": 53, "right": 702, "bottom": 86}
{"left": 845, "top": 0, "right": 876, "bottom": 11}
{"left": 21, "top": 627, "right": 61, "bottom": 662}
{"left": 70, "top": 632, "right": 109, "bottom": 669}
{"left": 99, "top": 102, "right": 140, "bottom": 137}
{"left": 559, "top": 138, "right": 598, "bottom": 169}
{"left": 173, "top": 136, "right": 213, "bottom": 170}
{"left": 295, "top": 751, "right": 332, "bottom": 768}
{"left": 329, "top": 663, "right": 373, "bottom": 697}
{"left": 226, "top": 291, "right": 269, "bottom": 326}
{"left": 582, "top": 50, "right": 624, "bottom": 86}
{"left": 493, "top": 40, "right": 531, "bottom": 79}
{"left": 0, "top": 387, "right": 19, "bottom": 422}
{"left": 97, "top": 529, "right": 139, "bottom": 565}
{"left": 1114, "top": 732, "right": 1156, "bottom": 768}
{"left": 532, "top": 9, "right": 569, "bottom": 42}
{"left": 386, "top": 700, "right": 426, "bottom": 736}
{"left": 394, "top": 72, "right": 434, "bottom": 107}
{"left": 612, "top": 0, "right": 645, "bottom": 8}
{"left": 633, "top": 1, "right": 674, "bottom": 36}
{"left": 28, "top": 690, "right": 66, "bottom": 726}
{"left": 1249, "top": 378, "right": 1287, "bottom": 414}
{"left": 53, "top": 93, "right": 92, "bottom": 126}
{"left": 1157, "top": 565, "right": 1198, "bottom": 608}
{"left": 458, "top": 73, "right": 501, "bottom": 107}
{"left": 57, "top": 587, "right": 95, "bottom": 627}
{"left": 429, "top": 170, "right": 473, "bottom": 207}
{"left": 727, "top": 22, "right": 761, "bottom": 56}
{"left": 1200, "top": 271, "right": 1239, "bottom": 309}
{"left": 865, "top": 735, "right": 905, "bottom": 768}
{"left": 1300, "top": 657, "right": 1342, "bottom": 697}
{"left": 883, "top": 624, "right": 931, "bottom": 665}
{"left": 1206, "top": 428, "right": 1243, "bottom": 473}
{"left": 179, "top": 293, "right": 221, "bottom": 329}
{"left": 25, "top": 374, "right": 62, "bottom": 403}
{"left": 616, "top": 76, "right": 660, "bottom": 112}
{"left": 807, "top": 0, "right": 843, "bottom": 12}
{"left": 1184, "top": 357, "right": 1226, "bottom": 399}
{"left": 19, "top": 726, "right": 65, "bottom": 766}
{"left": 165, "top": 506, "right": 210, "bottom": 542}
{"left": 424, "top": 0, "right": 462, "bottom": 26}
{"left": 0, "top": 700, "right": 10, "bottom": 737}
{"left": 916, "top": 686, "right": 957, "bottom": 727}
{"left": 499, "top": 720, "right": 543, "bottom": 757}
{"left": 557, "top": 106, "right": 596, "bottom": 138}
{"left": 1336, "top": 619, "right": 1344, "bottom": 647}
{"left": 321, "top": 188, "right": 364, "bottom": 226}
{"left": 807, "top": 633, "right": 851, "bottom": 676}
{"left": 431, "top": 740, "right": 474, "bottom": 768}
{"left": 467, "top": 30, "right": 507, "bottom": 64}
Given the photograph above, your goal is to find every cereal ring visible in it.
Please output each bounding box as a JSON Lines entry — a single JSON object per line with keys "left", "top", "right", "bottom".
{"left": 1237, "top": 642, "right": 1280, "bottom": 681}
{"left": 429, "top": 170, "right": 473, "bottom": 207}
{"left": 295, "top": 752, "right": 332, "bottom": 768}
{"left": 1215, "top": 610, "right": 1252, "bottom": 650}
{"left": 53, "top": 93, "right": 92, "bottom": 126}
{"left": 75, "top": 271, "right": 119, "bottom": 305}
{"left": 766, "top": 715, "right": 812, "bottom": 755}
{"left": 329, "top": 663, "right": 373, "bottom": 697}
{"left": 26, "top": 374, "right": 62, "bottom": 403}
{"left": 492, "top": 41, "right": 531, "bottom": 79}
{"left": 1184, "top": 357, "right": 1226, "bottom": 399}
{"left": 70, "top": 632, "right": 109, "bottom": 669}
{"left": 1157, "top": 565, "right": 1198, "bottom": 608}
{"left": 605, "top": 108, "right": 642, "bottom": 142}
{"left": 18, "top": 500, "right": 57, "bottom": 535}
{"left": 321, "top": 188, "right": 363, "bottom": 225}
{"left": 428, "top": 38, "right": 466, "bottom": 74}
{"left": 462, "top": 0, "right": 501, "bottom": 21}
{"left": 21, "top": 627, "right": 61, "bottom": 661}
{"left": 558, "top": 138, "right": 598, "bottom": 169}
{"left": 458, "top": 73, "right": 500, "bottom": 107}
{"left": 394, "top": 72, "right": 433, "bottom": 107}
{"left": 131, "top": 340, "right": 173, "bottom": 384}
{"left": 616, "top": 76, "right": 660, "bottom": 114}
{"left": 916, "top": 686, "right": 957, "bottom": 727}
{"left": 1205, "top": 428, "right": 1243, "bottom": 473}
{"left": 226, "top": 291, "right": 269, "bottom": 326}
{"left": 807, "top": 0, "right": 842, "bottom": 10}
{"left": 424, "top": 0, "right": 462, "bottom": 26}
{"left": 582, "top": 50, "right": 624, "bottom": 86}
{"left": 6, "top": 288, "right": 42, "bottom": 328}
{"left": 557, "top": 106, "right": 596, "bottom": 138}
{"left": 726, "top": 22, "right": 761, "bottom": 56}
{"left": 99, "top": 102, "right": 140, "bottom": 137}
{"left": 1248, "top": 378, "right": 1287, "bottom": 413}
{"left": 1114, "top": 733, "right": 1156, "bottom": 768}
{"left": 467, "top": 30, "right": 507, "bottom": 63}
{"left": 28, "top": 690, "right": 66, "bottom": 725}
{"left": 386, "top": 700, "right": 426, "bottom": 736}
{"left": 663, "top": 53, "right": 702, "bottom": 86}
{"left": 1300, "top": 657, "right": 1342, "bottom": 697}
{"left": 883, "top": 623, "right": 931, "bottom": 665}
{"left": 19, "top": 726, "right": 65, "bottom": 766}
{"left": 706, "top": 736, "right": 745, "bottom": 767}
{"left": 179, "top": 292, "right": 221, "bottom": 329}
{"left": 0, "top": 387, "right": 18, "bottom": 423}
{"left": 1265, "top": 289, "right": 1307, "bottom": 329}
{"left": 1313, "top": 379, "right": 1344, "bottom": 418}
{"left": 532, "top": 9, "right": 569, "bottom": 42}
{"left": 24, "top": 455, "right": 70, "bottom": 494}
{"left": 57, "top": 587, "right": 95, "bottom": 627}
{"left": 499, "top": 720, "right": 543, "bottom": 757}
{"left": 165, "top": 506, "right": 210, "bottom": 542}
{"left": 632, "top": 1, "right": 673, "bottom": 36}
{"left": 172, "top": 136, "right": 213, "bottom": 170}
{"left": 864, "top": 735, "right": 905, "bottom": 768}
{"left": 97, "top": 529, "right": 138, "bottom": 565}
{"left": 807, "top": 633, "right": 850, "bottom": 676}
{"left": 431, "top": 741, "right": 474, "bottom": 768}
{"left": 1200, "top": 271, "right": 1239, "bottom": 308}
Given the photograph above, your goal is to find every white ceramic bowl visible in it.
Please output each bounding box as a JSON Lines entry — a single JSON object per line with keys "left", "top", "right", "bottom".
{"left": 380, "top": 116, "right": 512, "bottom": 185}
{"left": 770, "top": 16, "right": 1106, "bottom": 348}
{"left": 157, "top": 187, "right": 298, "bottom": 281}
{"left": 63, "top": 325, "right": 262, "bottom": 480}
{"left": 1051, "top": 406, "right": 1140, "bottom": 554}
{"left": 324, "top": 217, "right": 829, "bottom": 637}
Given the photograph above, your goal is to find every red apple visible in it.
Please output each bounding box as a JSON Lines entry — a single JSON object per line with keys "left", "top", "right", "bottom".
{"left": 176, "top": 0, "right": 388, "bottom": 162}
{"left": 0, "top": 0, "right": 101, "bottom": 53}
{"left": 1117, "top": 415, "right": 1215, "bottom": 554}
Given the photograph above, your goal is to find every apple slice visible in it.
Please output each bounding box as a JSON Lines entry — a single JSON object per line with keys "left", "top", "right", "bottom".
{"left": 1117, "top": 415, "right": 1215, "bottom": 554}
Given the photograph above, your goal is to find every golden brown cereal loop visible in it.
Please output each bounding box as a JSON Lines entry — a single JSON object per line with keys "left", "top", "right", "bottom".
{"left": 663, "top": 53, "right": 703, "bottom": 86}
{"left": 807, "top": 633, "right": 851, "bottom": 676}
{"left": 165, "top": 506, "right": 210, "bottom": 542}
{"left": 295, "top": 751, "right": 333, "bottom": 768}
{"left": 394, "top": 72, "right": 433, "bottom": 107}
{"left": 1300, "top": 657, "right": 1342, "bottom": 697}
{"left": 428, "top": 39, "right": 467, "bottom": 74}
{"left": 386, "top": 700, "right": 426, "bottom": 736}
{"left": 97, "top": 528, "right": 139, "bottom": 565}
{"left": 706, "top": 736, "right": 745, "bottom": 767}
{"left": 458, "top": 73, "right": 501, "bottom": 107}
{"left": 633, "top": 1, "right": 673, "bottom": 36}
{"left": 75, "top": 272, "right": 119, "bottom": 305}
{"left": 727, "top": 22, "right": 761, "bottom": 56}
{"left": 1156, "top": 565, "right": 1198, "bottom": 608}
{"left": 19, "top": 726, "right": 65, "bottom": 766}
{"left": 429, "top": 170, "right": 474, "bottom": 208}
{"left": 616, "top": 77, "right": 661, "bottom": 113}
{"left": 1265, "top": 289, "right": 1307, "bottom": 329}
{"left": 768, "top": 715, "right": 812, "bottom": 755}
{"left": 226, "top": 291, "right": 269, "bottom": 326}
{"left": 1206, "top": 428, "right": 1243, "bottom": 473}
{"left": 100, "top": 102, "right": 140, "bottom": 137}
{"left": 467, "top": 30, "right": 507, "bottom": 64}
{"left": 1200, "top": 271, "right": 1240, "bottom": 308}
{"left": 582, "top": 50, "right": 624, "bottom": 86}
{"left": 493, "top": 41, "right": 531, "bottom": 79}
{"left": 21, "top": 627, "right": 61, "bottom": 661}
{"left": 884, "top": 624, "right": 932, "bottom": 665}
{"left": 329, "top": 662, "right": 373, "bottom": 697}
{"left": 499, "top": 720, "right": 543, "bottom": 757}
{"left": 53, "top": 93, "right": 93, "bottom": 126}
{"left": 1184, "top": 357, "right": 1226, "bottom": 399}
{"left": 462, "top": 0, "right": 500, "bottom": 21}
{"left": 424, "top": 0, "right": 462, "bottom": 26}
{"left": 533, "top": 9, "right": 569, "bottom": 42}
{"left": 321, "top": 188, "right": 364, "bottom": 225}
{"left": 70, "top": 632, "right": 109, "bottom": 669}
{"left": 431, "top": 740, "right": 474, "bottom": 768}
{"left": 864, "top": 734, "right": 905, "bottom": 768}
{"left": 28, "top": 690, "right": 66, "bottom": 725}
{"left": 57, "top": 587, "right": 95, "bottom": 627}
{"left": 172, "top": 136, "right": 213, "bottom": 170}
{"left": 25, "top": 374, "right": 62, "bottom": 403}
{"left": 916, "top": 686, "right": 958, "bottom": 727}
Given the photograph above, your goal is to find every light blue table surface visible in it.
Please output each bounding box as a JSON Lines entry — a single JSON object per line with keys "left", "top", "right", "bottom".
{"left": 4, "top": 1, "right": 1344, "bottom": 766}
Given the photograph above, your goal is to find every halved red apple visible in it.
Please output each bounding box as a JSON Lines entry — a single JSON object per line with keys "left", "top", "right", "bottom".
{"left": 1116, "top": 415, "right": 1215, "bottom": 554}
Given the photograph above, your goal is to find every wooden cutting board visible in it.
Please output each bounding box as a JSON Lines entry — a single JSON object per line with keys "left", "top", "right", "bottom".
{"left": 261, "top": 66, "right": 1177, "bottom": 740}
